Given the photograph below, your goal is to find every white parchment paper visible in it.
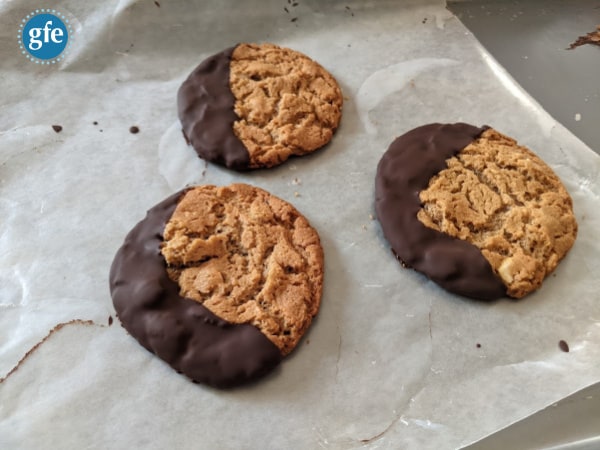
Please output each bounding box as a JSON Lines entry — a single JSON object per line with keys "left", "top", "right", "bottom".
{"left": 1, "top": 1, "right": 599, "bottom": 448}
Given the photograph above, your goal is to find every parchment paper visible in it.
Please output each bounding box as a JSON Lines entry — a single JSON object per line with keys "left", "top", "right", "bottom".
{"left": 1, "top": 1, "right": 599, "bottom": 449}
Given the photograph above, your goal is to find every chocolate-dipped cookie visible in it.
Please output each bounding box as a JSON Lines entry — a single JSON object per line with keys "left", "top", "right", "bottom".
{"left": 375, "top": 123, "right": 577, "bottom": 300}
{"left": 177, "top": 43, "right": 343, "bottom": 171}
{"left": 110, "top": 184, "right": 324, "bottom": 387}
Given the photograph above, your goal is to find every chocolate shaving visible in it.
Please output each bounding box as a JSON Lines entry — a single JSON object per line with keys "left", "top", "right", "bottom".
{"left": 568, "top": 25, "right": 600, "bottom": 49}
{"left": 1, "top": 320, "right": 98, "bottom": 383}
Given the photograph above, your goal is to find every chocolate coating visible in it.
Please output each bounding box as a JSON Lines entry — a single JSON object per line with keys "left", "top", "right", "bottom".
{"left": 109, "top": 190, "right": 282, "bottom": 388}
{"left": 375, "top": 123, "right": 506, "bottom": 300}
{"left": 177, "top": 46, "right": 250, "bottom": 171}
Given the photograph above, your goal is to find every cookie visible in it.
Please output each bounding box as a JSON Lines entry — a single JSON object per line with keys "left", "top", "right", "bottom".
{"left": 375, "top": 123, "right": 577, "bottom": 300}
{"left": 110, "top": 184, "right": 323, "bottom": 387}
{"left": 177, "top": 43, "right": 343, "bottom": 170}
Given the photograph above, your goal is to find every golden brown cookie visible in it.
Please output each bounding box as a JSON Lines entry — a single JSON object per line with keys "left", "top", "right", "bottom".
{"left": 375, "top": 123, "right": 577, "bottom": 300}
{"left": 161, "top": 183, "right": 323, "bottom": 355}
{"left": 177, "top": 43, "right": 343, "bottom": 171}
{"left": 110, "top": 184, "right": 323, "bottom": 388}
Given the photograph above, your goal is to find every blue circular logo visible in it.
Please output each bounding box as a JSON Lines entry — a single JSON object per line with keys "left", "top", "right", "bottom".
{"left": 18, "top": 10, "right": 73, "bottom": 64}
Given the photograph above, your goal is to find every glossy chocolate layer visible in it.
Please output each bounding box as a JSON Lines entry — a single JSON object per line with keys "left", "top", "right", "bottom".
{"left": 375, "top": 123, "right": 506, "bottom": 300}
{"left": 109, "top": 190, "right": 282, "bottom": 388}
{"left": 177, "top": 46, "right": 250, "bottom": 171}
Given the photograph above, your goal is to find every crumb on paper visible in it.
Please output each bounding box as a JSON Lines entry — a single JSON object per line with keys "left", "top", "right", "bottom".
{"left": 52, "top": 125, "right": 62, "bottom": 133}
{"left": 568, "top": 25, "right": 600, "bottom": 49}
{"left": 559, "top": 339, "right": 570, "bottom": 352}
{"left": 369, "top": 214, "right": 374, "bottom": 220}
{"left": 291, "top": 177, "right": 301, "bottom": 185}
{"left": 129, "top": 125, "right": 140, "bottom": 134}
{"left": 154, "top": 1, "right": 160, "bottom": 7}
{"left": 476, "top": 343, "right": 481, "bottom": 348}
{"left": 575, "top": 113, "right": 581, "bottom": 121}
{"left": 294, "top": 191, "right": 300, "bottom": 197}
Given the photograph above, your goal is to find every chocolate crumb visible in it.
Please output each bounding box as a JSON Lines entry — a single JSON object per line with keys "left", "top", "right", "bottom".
{"left": 291, "top": 17, "right": 297, "bottom": 22}
{"left": 292, "top": 2, "right": 298, "bottom": 6}
{"left": 99, "top": 129, "right": 103, "bottom": 132}
{"left": 559, "top": 340, "right": 570, "bottom": 352}
{"left": 345, "top": 5, "right": 350, "bottom": 9}
{"left": 476, "top": 343, "right": 481, "bottom": 348}
{"left": 154, "top": 0, "right": 160, "bottom": 7}
{"left": 568, "top": 26, "right": 600, "bottom": 49}
{"left": 306, "top": 339, "right": 310, "bottom": 345}
{"left": 93, "top": 121, "right": 98, "bottom": 125}
{"left": 284, "top": 6, "right": 289, "bottom": 13}
{"left": 422, "top": 18, "right": 428, "bottom": 24}
{"left": 108, "top": 315, "right": 113, "bottom": 326}
{"left": 52, "top": 125, "right": 62, "bottom": 133}
{"left": 129, "top": 126, "right": 140, "bottom": 134}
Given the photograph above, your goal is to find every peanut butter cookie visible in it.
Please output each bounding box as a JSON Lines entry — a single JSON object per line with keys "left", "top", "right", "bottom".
{"left": 375, "top": 123, "right": 577, "bottom": 300}
{"left": 177, "top": 43, "right": 343, "bottom": 171}
{"left": 110, "top": 184, "right": 324, "bottom": 387}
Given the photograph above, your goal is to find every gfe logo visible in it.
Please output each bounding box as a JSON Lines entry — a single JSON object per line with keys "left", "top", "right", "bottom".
{"left": 18, "top": 9, "right": 73, "bottom": 64}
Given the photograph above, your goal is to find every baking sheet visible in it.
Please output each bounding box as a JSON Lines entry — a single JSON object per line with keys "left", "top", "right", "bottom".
{"left": 1, "top": 1, "right": 599, "bottom": 448}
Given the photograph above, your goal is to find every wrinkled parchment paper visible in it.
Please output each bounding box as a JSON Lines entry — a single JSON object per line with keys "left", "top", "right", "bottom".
{"left": 1, "top": 1, "right": 599, "bottom": 448}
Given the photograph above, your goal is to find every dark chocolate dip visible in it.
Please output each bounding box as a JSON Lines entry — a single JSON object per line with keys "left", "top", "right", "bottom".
{"left": 375, "top": 123, "right": 506, "bottom": 300}
{"left": 109, "top": 190, "right": 281, "bottom": 388}
{"left": 177, "top": 46, "right": 250, "bottom": 171}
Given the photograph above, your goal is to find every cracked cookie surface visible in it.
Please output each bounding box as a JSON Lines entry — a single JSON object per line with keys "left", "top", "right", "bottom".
{"left": 230, "top": 43, "right": 343, "bottom": 168}
{"left": 161, "top": 183, "right": 323, "bottom": 355}
{"left": 417, "top": 128, "right": 577, "bottom": 298}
